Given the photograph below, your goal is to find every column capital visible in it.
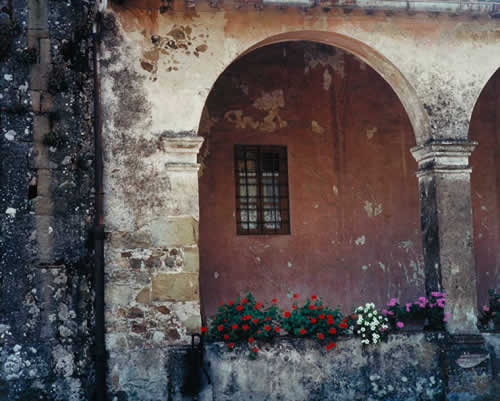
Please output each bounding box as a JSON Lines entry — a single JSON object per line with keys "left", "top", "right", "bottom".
{"left": 164, "top": 136, "right": 204, "bottom": 172}
{"left": 411, "top": 140, "right": 477, "bottom": 177}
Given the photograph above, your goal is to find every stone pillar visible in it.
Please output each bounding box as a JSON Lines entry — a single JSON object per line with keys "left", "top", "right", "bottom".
{"left": 411, "top": 140, "right": 478, "bottom": 335}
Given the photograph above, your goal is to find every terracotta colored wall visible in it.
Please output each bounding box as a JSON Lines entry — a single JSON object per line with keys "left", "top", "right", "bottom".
{"left": 199, "top": 42, "right": 423, "bottom": 317}
{"left": 470, "top": 69, "right": 500, "bottom": 307}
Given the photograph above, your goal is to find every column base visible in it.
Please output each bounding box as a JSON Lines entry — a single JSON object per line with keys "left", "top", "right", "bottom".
{"left": 444, "top": 333, "right": 493, "bottom": 401}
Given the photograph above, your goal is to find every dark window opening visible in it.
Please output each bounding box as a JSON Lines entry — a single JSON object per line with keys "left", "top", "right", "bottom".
{"left": 234, "top": 145, "right": 290, "bottom": 235}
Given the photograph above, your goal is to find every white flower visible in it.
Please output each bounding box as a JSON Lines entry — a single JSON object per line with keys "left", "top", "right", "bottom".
{"left": 368, "top": 313, "right": 373, "bottom": 318}
{"left": 361, "top": 327, "right": 366, "bottom": 332}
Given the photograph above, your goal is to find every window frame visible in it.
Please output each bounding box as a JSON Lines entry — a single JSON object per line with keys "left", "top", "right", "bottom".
{"left": 234, "top": 144, "right": 291, "bottom": 235}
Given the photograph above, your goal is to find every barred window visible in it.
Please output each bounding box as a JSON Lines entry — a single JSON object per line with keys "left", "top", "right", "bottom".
{"left": 234, "top": 145, "right": 290, "bottom": 235}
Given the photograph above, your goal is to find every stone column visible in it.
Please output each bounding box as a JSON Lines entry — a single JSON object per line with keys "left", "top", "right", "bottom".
{"left": 411, "top": 140, "right": 478, "bottom": 335}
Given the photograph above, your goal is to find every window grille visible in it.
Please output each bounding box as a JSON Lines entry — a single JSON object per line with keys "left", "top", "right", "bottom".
{"left": 234, "top": 145, "right": 290, "bottom": 235}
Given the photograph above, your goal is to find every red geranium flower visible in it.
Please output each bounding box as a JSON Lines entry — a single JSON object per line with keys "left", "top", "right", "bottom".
{"left": 292, "top": 305, "right": 297, "bottom": 309}
{"left": 272, "top": 298, "right": 278, "bottom": 303}
{"left": 326, "top": 314, "right": 333, "bottom": 320}
{"left": 329, "top": 328, "right": 337, "bottom": 334}
{"left": 283, "top": 311, "right": 291, "bottom": 318}
{"left": 293, "top": 293, "right": 299, "bottom": 298}
{"left": 242, "top": 298, "right": 248, "bottom": 304}
{"left": 236, "top": 305, "right": 244, "bottom": 311}
{"left": 255, "top": 302, "right": 263, "bottom": 309}
{"left": 218, "top": 325, "right": 224, "bottom": 331}
{"left": 252, "top": 318, "right": 259, "bottom": 323}
{"left": 257, "top": 330, "right": 262, "bottom": 334}
{"left": 325, "top": 342, "right": 336, "bottom": 350}
{"left": 219, "top": 301, "right": 225, "bottom": 306}
{"left": 311, "top": 295, "right": 317, "bottom": 300}
{"left": 242, "top": 324, "right": 250, "bottom": 330}
{"left": 212, "top": 316, "right": 217, "bottom": 320}
{"left": 232, "top": 324, "right": 238, "bottom": 329}
{"left": 228, "top": 301, "right": 234, "bottom": 306}
{"left": 339, "top": 322, "right": 348, "bottom": 328}
{"left": 248, "top": 337, "right": 255, "bottom": 343}
{"left": 264, "top": 325, "right": 271, "bottom": 331}
{"left": 328, "top": 320, "right": 334, "bottom": 325}
{"left": 252, "top": 347, "right": 259, "bottom": 353}
{"left": 201, "top": 326, "right": 208, "bottom": 333}
{"left": 299, "top": 328, "right": 306, "bottom": 334}
{"left": 274, "top": 326, "right": 280, "bottom": 332}
{"left": 318, "top": 314, "right": 325, "bottom": 319}
{"left": 228, "top": 343, "right": 235, "bottom": 349}
{"left": 265, "top": 316, "right": 271, "bottom": 321}
{"left": 242, "top": 315, "right": 251, "bottom": 320}
{"left": 317, "top": 333, "right": 324, "bottom": 339}
{"left": 308, "top": 304, "right": 315, "bottom": 310}
{"left": 223, "top": 334, "right": 229, "bottom": 340}
{"left": 311, "top": 318, "right": 317, "bottom": 324}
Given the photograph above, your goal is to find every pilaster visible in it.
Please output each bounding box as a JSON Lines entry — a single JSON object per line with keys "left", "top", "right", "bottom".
{"left": 411, "top": 140, "right": 478, "bottom": 335}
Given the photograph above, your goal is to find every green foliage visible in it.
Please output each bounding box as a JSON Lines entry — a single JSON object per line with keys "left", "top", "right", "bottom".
{"left": 279, "top": 294, "right": 349, "bottom": 348}
{"left": 205, "top": 293, "right": 352, "bottom": 356}
{"left": 206, "top": 293, "right": 280, "bottom": 358}
{"left": 382, "top": 292, "right": 447, "bottom": 331}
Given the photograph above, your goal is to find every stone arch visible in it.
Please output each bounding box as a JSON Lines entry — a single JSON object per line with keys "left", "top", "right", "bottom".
{"left": 199, "top": 30, "right": 430, "bottom": 145}
{"left": 198, "top": 39, "right": 424, "bottom": 317}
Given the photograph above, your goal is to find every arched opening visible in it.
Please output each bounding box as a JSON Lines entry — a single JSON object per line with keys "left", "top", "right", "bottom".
{"left": 198, "top": 41, "right": 424, "bottom": 318}
{"left": 470, "top": 68, "right": 500, "bottom": 308}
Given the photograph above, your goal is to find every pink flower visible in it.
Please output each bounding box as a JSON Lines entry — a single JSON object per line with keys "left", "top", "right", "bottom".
{"left": 406, "top": 303, "right": 412, "bottom": 312}
{"left": 443, "top": 318, "right": 449, "bottom": 322}
{"left": 396, "top": 321, "right": 404, "bottom": 329}
{"left": 483, "top": 305, "right": 490, "bottom": 312}
{"left": 387, "top": 298, "right": 397, "bottom": 307}
{"left": 444, "top": 312, "right": 451, "bottom": 317}
{"left": 497, "top": 298, "right": 500, "bottom": 303}
{"left": 387, "top": 310, "right": 394, "bottom": 316}
{"left": 418, "top": 297, "right": 428, "bottom": 304}
{"left": 437, "top": 298, "right": 446, "bottom": 308}
{"left": 381, "top": 309, "right": 388, "bottom": 315}
{"left": 431, "top": 291, "right": 441, "bottom": 297}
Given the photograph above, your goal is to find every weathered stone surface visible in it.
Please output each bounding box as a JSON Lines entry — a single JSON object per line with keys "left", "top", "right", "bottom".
{"left": 183, "top": 246, "right": 199, "bottom": 273}
{"left": 167, "top": 333, "right": 448, "bottom": 401}
{"left": 151, "top": 273, "right": 199, "bottom": 301}
{"left": 150, "top": 216, "right": 198, "bottom": 247}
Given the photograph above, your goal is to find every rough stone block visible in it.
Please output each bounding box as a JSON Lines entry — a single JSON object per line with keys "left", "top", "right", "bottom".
{"left": 40, "top": 93, "right": 54, "bottom": 113}
{"left": 31, "top": 90, "right": 41, "bottom": 112}
{"left": 37, "top": 168, "right": 51, "bottom": 196}
{"left": 30, "top": 63, "right": 50, "bottom": 91}
{"left": 35, "top": 215, "right": 54, "bottom": 263}
{"left": 33, "top": 195, "right": 53, "bottom": 216}
{"left": 109, "top": 230, "right": 153, "bottom": 249}
{"left": 28, "top": 0, "right": 48, "bottom": 30}
{"left": 150, "top": 216, "right": 198, "bottom": 247}
{"left": 135, "top": 288, "right": 151, "bottom": 304}
{"left": 33, "top": 115, "right": 50, "bottom": 138}
{"left": 183, "top": 246, "right": 199, "bottom": 273}
{"left": 39, "top": 38, "right": 51, "bottom": 64}
{"left": 106, "top": 284, "right": 135, "bottom": 306}
{"left": 151, "top": 273, "right": 199, "bottom": 302}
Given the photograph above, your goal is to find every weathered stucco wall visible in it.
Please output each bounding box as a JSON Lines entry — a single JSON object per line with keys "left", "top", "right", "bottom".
{"left": 198, "top": 41, "right": 423, "bottom": 316}
{"left": 108, "top": 0, "right": 500, "bottom": 142}
{"left": 470, "top": 68, "right": 500, "bottom": 308}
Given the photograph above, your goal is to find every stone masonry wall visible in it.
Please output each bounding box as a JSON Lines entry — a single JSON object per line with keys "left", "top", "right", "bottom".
{"left": 0, "top": 0, "right": 96, "bottom": 400}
